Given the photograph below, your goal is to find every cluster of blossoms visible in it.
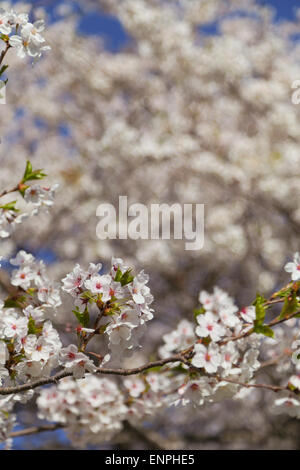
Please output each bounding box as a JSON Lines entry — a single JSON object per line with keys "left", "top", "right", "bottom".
{"left": 124, "top": 372, "right": 183, "bottom": 424}
{"left": 271, "top": 339, "right": 300, "bottom": 419}
{"left": 0, "top": 161, "right": 58, "bottom": 239}
{"left": 23, "top": 183, "right": 59, "bottom": 209}
{"left": 31, "top": 283, "right": 264, "bottom": 443}
{"left": 156, "top": 288, "right": 261, "bottom": 407}
{"left": 61, "top": 258, "right": 154, "bottom": 362}
{"left": 10, "top": 250, "right": 61, "bottom": 308}
{"left": 0, "top": 250, "right": 62, "bottom": 388}
{"left": 191, "top": 288, "right": 257, "bottom": 374}
{"left": 2, "top": 248, "right": 300, "bottom": 447}
{"left": 159, "top": 319, "right": 195, "bottom": 359}
{"left": 37, "top": 371, "right": 180, "bottom": 445}
{"left": 270, "top": 274, "right": 300, "bottom": 419}
{"left": 0, "top": 206, "right": 28, "bottom": 239}
{"left": 0, "top": 7, "right": 50, "bottom": 59}
{"left": 0, "top": 248, "right": 266, "bottom": 446}
{"left": 37, "top": 375, "right": 128, "bottom": 446}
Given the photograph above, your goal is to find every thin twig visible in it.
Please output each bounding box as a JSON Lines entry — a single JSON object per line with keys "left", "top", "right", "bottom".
{"left": 0, "top": 43, "right": 11, "bottom": 68}
{"left": 0, "top": 184, "right": 19, "bottom": 199}
{"left": 221, "top": 310, "right": 300, "bottom": 345}
{"left": 216, "top": 376, "right": 290, "bottom": 394}
{"left": 81, "top": 304, "right": 105, "bottom": 351}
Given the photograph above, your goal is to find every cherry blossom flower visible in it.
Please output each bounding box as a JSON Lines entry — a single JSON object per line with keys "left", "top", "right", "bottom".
{"left": 191, "top": 343, "right": 221, "bottom": 373}
{"left": 23, "top": 305, "right": 45, "bottom": 322}
{"left": 2, "top": 312, "right": 28, "bottom": 339}
{"left": 62, "top": 264, "right": 86, "bottom": 296}
{"left": 124, "top": 377, "right": 146, "bottom": 397}
{"left": 240, "top": 306, "right": 256, "bottom": 323}
{"left": 10, "top": 251, "right": 35, "bottom": 267}
{"left": 84, "top": 274, "right": 112, "bottom": 299}
{"left": 288, "top": 373, "right": 300, "bottom": 390}
{"left": 272, "top": 396, "right": 300, "bottom": 418}
{"left": 0, "top": 342, "right": 8, "bottom": 365}
{"left": 0, "top": 9, "right": 13, "bottom": 35}
{"left": 59, "top": 345, "right": 96, "bottom": 379}
{"left": 9, "top": 19, "right": 51, "bottom": 59}
{"left": 195, "top": 312, "right": 226, "bottom": 342}
{"left": 11, "top": 265, "right": 35, "bottom": 290}
{"left": 220, "top": 342, "right": 239, "bottom": 370}
{"left": 284, "top": 252, "right": 300, "bottom": 282}
{"left": 24, "top": 335, "right": 54, "bottom": 362}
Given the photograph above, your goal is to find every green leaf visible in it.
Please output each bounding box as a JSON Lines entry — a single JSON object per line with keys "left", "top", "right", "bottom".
{"left": 0, "top": 409, "right": 10, "bottom": 418}
{"left": 27, "top": 317, "right": 42, "bottom": 335}
{"left": 0, "top": 33, "right": 9, "bottom": 42}
{"left": 81, "top": 290, "right": 96, "bottom": 302}
{"left": 98, "top": 324, "right": 108, "bottom": 334}
{"left": 26, "top": 172, "right": 47, "bottom": 181}
{"left": 145, "top": 365, "right": 163, "bottom": 373}
{"left": 279, "top": 292, "right": 300, "bottom": 320}
{"left": 114, "top": 268, "right": 123, "bottom": 283}
{"left": 4, "top": 296, "right": 26, "bottom": 309}
{"left": 23, "top": 160, "right": 32, "bottom": 179}
{"left": 194, "top": 307, "right": 205, "bottom": 319}
{"left": 253, "top": 293, "right": 267, "bottom": 305}
{"left": 253, "top": 293, "right": 266, "bottom": 325}
{"left": 72, "top": 307, "right": 90, "bottom": 327}
{"left": 288, "top": 382, "right": 296, "bottom": 391}
{"left": 252, "top": 293, "right": 274, "bottom": 337}
{"left": 114, "top": 268, "right": 135, "bottom": 286}
{"left": 13, "top": 353, "right": 26, "bottom": 364}
{"left": 253, "top": 324, "right": 274, "bottom": 338}
{"left": 102, "top": 307, "right": 116, "bottom": 316}
{"left": 120, "top": 269, "right": 134, "bottom": 286}
{"left": 26, "top": 288, "right": 36, "bottom": 297}
{"left": 22, "top": 160, "right": 47, "bottom": 183}
{"left": 0, "top": 201, "right": 19, "bottom": 212}
{"left": 272, "top": 285, "right": 292, "bottom": 299}
{"left": 0, "top": 64, "right": 8, "bottom": 77}
{"left": 169, "top": 364, "right": 188, "bottom": 374}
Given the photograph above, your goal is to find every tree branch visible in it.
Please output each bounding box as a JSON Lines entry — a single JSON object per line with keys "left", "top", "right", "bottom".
{"left": 216, "top": 376, "right": 291, "bottom": 394}
{"left": 0, "top": 184, "right": 19, "bottom": 199}
{"left": 0, "top": 43, "right": 11, "bottom": 69}
{"left": 221, "top": 309, "right": 300, "bottom": 346}
{"left": 9, "top": 423, "right": 64, "bottom": 438}
{"left": 0, "top": 351, "right": 191, "bottom": 396}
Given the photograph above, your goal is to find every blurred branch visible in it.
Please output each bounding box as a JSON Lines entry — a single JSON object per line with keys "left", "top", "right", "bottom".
{"left": 0, "top": 270, "right": 19, "bottom": 296}
{"left": 122, "top": 421, "right": 183, "bottom": 450}
{"left": 9, "top": 423, "right": 64, "bottom": 438}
